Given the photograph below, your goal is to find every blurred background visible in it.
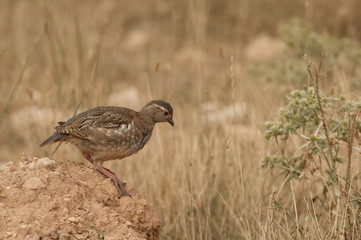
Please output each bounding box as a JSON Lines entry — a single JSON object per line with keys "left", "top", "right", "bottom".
{"left": 0, "top": 0, "right": 360, "bottom": 239}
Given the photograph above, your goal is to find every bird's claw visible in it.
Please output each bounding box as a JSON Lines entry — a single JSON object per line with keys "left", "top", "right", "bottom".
{"left": 112, "top": 178, "right": 132, "bottom": 198}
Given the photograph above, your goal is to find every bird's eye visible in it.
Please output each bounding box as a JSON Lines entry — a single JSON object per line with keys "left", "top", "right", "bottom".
{"left": 164, "top": 111, "right": 169, "bottom": 116}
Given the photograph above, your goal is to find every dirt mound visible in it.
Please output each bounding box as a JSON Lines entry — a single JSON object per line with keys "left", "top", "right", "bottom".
{"left": 0, "top": 154, "right": 161, "bottom": 240}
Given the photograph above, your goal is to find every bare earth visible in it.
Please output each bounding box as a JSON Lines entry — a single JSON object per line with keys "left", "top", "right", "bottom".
{"left": 0, "top": 155, "right": 161, "bottom": 240}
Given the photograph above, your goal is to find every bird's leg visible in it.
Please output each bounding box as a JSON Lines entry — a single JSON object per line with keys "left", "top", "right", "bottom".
{"left": 82, "top": 152, "right": 132, "bottom": 198}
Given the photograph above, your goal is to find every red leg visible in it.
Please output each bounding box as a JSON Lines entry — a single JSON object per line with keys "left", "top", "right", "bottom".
{"left": 82, "top": 152, "right": 131, "bottom": 197}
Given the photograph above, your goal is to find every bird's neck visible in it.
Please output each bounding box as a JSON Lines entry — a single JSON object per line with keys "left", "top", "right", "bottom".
{"left": 138, "top": 108, "right": 156, "bottom": 128}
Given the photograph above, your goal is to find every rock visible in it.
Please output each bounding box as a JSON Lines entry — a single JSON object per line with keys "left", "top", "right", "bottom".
{"left": 0, "top": 157, "right": 161, "bottom": 239}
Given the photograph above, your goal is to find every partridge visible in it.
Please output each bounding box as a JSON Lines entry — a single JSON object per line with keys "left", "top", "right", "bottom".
{"left": 40, "top": 100, "right": 174, "bottom": 197}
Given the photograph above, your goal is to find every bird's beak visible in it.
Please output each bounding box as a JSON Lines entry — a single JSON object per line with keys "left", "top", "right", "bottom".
{"left": 167, "top": 118, "right": 174, "bottom": 127}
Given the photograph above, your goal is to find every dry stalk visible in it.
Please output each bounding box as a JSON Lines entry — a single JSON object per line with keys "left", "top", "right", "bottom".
{"left": 345, "top": 110, "right": 359, "bottom": 192}
{"left": 343, "top": 109, "right": 360, "bottom": 239}
{"left": 0, "top": 45, "right": 34, "bottom": 126}
{"left": 306, "top": 53, "right": 339, "bottom": 186}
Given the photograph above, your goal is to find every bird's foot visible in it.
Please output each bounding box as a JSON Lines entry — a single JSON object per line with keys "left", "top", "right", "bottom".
{"left": 111, "top": 177, "right": 132, "bottom": 198}
{"left": 98, "top": 166, "right": 132, "bottom": 198}
{"left": 101, "top": 167, "right": 132, "bottom": 197}
{"left": 82, "top": 152, "right": 132, "bottom": 198}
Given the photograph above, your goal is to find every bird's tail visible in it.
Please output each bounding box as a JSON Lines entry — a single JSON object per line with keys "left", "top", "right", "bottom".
{"left": 39, "top": 133, "right": 68, "bottom": 147}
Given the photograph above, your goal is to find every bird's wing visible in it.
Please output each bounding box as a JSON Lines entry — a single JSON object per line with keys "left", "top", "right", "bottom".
{"left": 55, "top": 106, "right": 135, "bottom": 141}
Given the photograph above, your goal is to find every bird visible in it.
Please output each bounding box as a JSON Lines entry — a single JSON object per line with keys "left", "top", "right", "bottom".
{"left": 40, "top": 100, "right": 174, "bottom": 197}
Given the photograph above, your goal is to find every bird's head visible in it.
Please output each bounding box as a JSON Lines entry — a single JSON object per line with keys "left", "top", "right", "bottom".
{"left": 142, "top": 100, "right": 174, "bottom": 126}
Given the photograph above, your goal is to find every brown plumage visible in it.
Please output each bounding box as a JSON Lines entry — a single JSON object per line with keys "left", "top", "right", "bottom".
{"left": 40, "top": 100, "right": 174, "bottom": 197}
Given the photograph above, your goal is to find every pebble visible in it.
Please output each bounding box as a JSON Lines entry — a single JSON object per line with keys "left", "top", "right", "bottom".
{"left": 29, "top": 157, "right": 55, "bottom": 169}
{"left": 125, "top": 221, "right": 133, "bottom": 227}
{"left": 23, "top": 177, "right": 45, "bottom": 190}
{"left": 6, "top": 161, "right": 14, "bottom": 167}
{"left": 68, "top": 217, "right": 80, "bottom": 223}
{"left": 76, "top": 180, "right": 88, "bottom": 187}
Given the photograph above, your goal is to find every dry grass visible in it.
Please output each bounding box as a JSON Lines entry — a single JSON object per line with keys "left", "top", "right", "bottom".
{"left": 0, "top": 0, "right": 360, "bottom": 239}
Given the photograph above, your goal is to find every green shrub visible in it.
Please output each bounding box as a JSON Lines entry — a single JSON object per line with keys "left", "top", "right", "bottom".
{"left": 250, "top": 18, "right": 361, "bottom": 86}
{"left": 263, "top": 86, "right": 361, "bottom": 182}
{"left": 263, "top": 59, "right": 361, "bottom": 237}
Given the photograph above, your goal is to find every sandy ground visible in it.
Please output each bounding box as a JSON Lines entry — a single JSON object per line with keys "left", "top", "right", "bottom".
{"left": 0, "top": 154, "right": 161, "bottom": 240}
